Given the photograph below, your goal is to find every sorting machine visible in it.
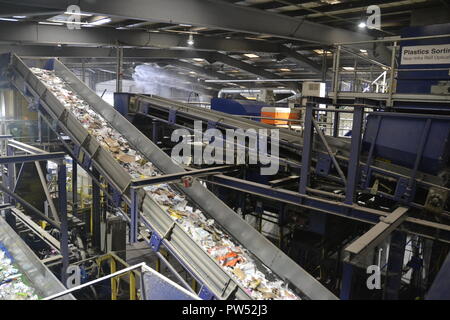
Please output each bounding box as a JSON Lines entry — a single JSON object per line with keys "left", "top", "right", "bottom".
{"left": 0, "top": 53, "right": 336, "bottom": 300}
{"left": 114, "top": 92, "right": 450, "bottom": 299}
{"left": 1, "top": 23, "right": 450, "bottom": 298}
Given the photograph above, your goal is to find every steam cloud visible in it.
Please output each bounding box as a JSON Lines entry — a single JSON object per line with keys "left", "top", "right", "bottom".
{"left": 132, "top": 64, "right": 210, "bottom": 101}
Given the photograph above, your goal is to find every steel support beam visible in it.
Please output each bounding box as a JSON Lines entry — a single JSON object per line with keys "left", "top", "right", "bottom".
{"left": 345, "top": 207, "right": 409, "bottom": 261}
{"left": 0, "top": 1, "right": 61, "bottom": 17}
{"left": 203, "top": 174, "right": 450, "bottom": 243}
{"left": 92, "top": 167, "right": 102, "bottom": 251}
{"left": 0, "top": 21, "right": 281, "bottom": 53}
{"left": 0, "top": 152, "right": 66, "bottom": 164}
{"left": 299, "top": 102, "right": 314, "bottom": 195}
{"left": 72, "top": 158, "right": 77, "bottom": 215}
{"left": 0, "top": 178, "right": 61, "bottom": 229}
{"left": 0, "top": 44, "right": 320, "bottom": 80}
{"left": 280, "top": 46, "right": 323, "bottom": 73}
{"left": 57, "top": 161, "right": 69, "bottom": 284}
{"left": 9, "top": 207, "right": 60, "bottom": 250}
{"left": 210, "top": 52, "right": 285, "bottom": 81}
{"left": 340, "top": 262, "right": 354, "bottom": 300}
{"left": 0, "top": 0, "right": 374, "bottom": 44}
{"left": 116, "top": 46, "right": 123, "bottom": 93}
{"left": 5, "top": 145, "right": 15, "bottom": 226}
{"left": 383, "top": 231, "right": 407, "bottom": 299}
{"left": 131, "top": 165, "right": 237, "bottom": 188}
{"left": 129, "top": 187, "right": 139, "bottom": 244}
{"left": 35, "top": 161, "right": 60, "bottom": 223}
{"left": 345, "top": 106, "right": 364, "bottom": 204}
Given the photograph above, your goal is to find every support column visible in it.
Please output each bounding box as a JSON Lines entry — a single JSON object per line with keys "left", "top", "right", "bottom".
{"left": 345, "top": 106, "right": 364, "bottom": 204}
{"left": 129, "top": 187, "right": 139, "bottom": 243}
{"left": 383, "top": 231, "right": 406, "bottom": 300}
{"left": 5, "top": 145, "right": 15, "bottom": 227}
{"left": 58, "top": 160, "right": 69, "bottom": 285}
{"left": 299, "top": 102, "right": 314, "bottom": 195}
{"left": 333, "top": 111, "right": 340, "bottom": 138}
{"left": 340, "top": 262, "right": 354, "bottom": 300}
{"left": 92, "top": 167, "right": 102, "bottom": 251}
{"left": 152, "top": 119, "right": 158, "bottom": 143}
{"left": 72, "top": 159, "right": 78, "bottom": 216}
{"left": 116, "top": 46, "right": 123, "bottom": 93}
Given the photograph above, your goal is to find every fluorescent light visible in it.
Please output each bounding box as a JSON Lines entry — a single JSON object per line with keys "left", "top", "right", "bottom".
{"left": 89, "top": 18, "right": 111, "bottom": 26}
{"left": 12, "top": 16, "right": 27, "bottom": 19}
{"left": 244, "top": 53, "right": 259, "bottom": 58}
{"left": 49, "top": 19, "right": 85, "bottom": 25}
{"left": 187, "top": 34, "right": 194, "bottom": 46}
{"left": 360, "top": 49, "right": 367, "bottom": 53}
{"left": 343, "top": 66, "right": 355, "bottom": 71}
{"left": 358, "top": 22, "right": 367, "bottom": 28}
{"left": 179, "top": 24, "right": 192, "bottom": 27}
{"left": 279, "top": 68, "right": 291, "bottom": 72}
{"left": 39, "top": 21, "right": 63, "bottom": 26}
{"left": 64, "top": 11, "right": 92, "bottom": 16}
{"left": 193, "top": 58, "right": 204, "bottom": 62}
{"left": 0, "top": 18, "right": 19, "bottom": 22}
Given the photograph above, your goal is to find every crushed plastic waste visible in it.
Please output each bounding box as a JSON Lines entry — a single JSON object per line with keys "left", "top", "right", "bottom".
{"left": 0, "top": 248, "right": 38, "bottom": 300}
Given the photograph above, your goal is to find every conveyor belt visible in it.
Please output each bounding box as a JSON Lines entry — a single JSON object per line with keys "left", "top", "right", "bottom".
{"left": 5, "top": 54, "right": 337, "bottom": 300}
{"left": 0, "top": 215, "right": 74, "bottom": 300}
{"left": 132, "top": 94, "right": 448, "bottom": 187}
{"left": 132, "top": 94, "right": 352, "bottom": 158}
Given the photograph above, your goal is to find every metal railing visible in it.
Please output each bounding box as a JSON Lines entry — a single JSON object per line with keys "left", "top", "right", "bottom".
{"left": 330, "top": 33, "right": 450, "bottom": 106}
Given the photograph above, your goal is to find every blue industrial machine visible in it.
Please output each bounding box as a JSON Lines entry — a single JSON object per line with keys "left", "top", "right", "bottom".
{"left": 362, "top": 113, "right": 450, "bottom": 175}
{"left": 396, "top": 23, "right": 450, "bottom": 111}
{"left": 211, "top": 98, "right": 270, "bottom": 120}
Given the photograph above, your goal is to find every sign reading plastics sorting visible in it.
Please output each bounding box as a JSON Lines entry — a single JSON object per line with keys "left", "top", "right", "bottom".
{"left": 401, "top": 44, "right": 450, "bottom": 65}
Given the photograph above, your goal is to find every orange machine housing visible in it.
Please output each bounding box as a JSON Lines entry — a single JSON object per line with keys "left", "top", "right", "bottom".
{"left": 261, "top": 107, "right": 301, "bottom": 125}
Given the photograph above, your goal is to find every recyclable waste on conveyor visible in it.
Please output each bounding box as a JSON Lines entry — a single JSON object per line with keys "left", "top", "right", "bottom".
{"left": 0, "top": 247, "right": 38, "bottom": 300}
{"left": 31, "top": 67, "right": 300, "bottom": 300}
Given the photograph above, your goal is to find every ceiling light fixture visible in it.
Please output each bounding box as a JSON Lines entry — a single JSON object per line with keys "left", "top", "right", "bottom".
{"left": 49, "top": 19, "right": 85, "bottom": 25}
{"left": 12, "top": 16, "right": 27, "bottom": 19}
{"left": 358, "top": 22, "right": 367, "bottom": 28}
{"left": 187, "top": 34, "right": 194, "bottom": 46}
{"left": 89, "top": 18, "right": 112, "bottom": 26}
{"left": 0, "top": 18, "right": 19, "bottom": 22}
{"left": 244, "top": 53, "right": 259, "bottom": 59}
{"left": 39, "top": 21, "right": 63, "bottom": 26}
{"left": 279, "top": 68, "right": 291, "bottom": 72}
{"left": 343, "top": 66, "right": 355, "bottom": 71}
{"left": 64, "top": 11, "right": 92, "bottom": 16}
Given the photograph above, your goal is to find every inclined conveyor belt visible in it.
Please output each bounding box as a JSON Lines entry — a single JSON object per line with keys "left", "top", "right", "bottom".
{"left": 132, "top": 94, "right": 448, "bottom": 187}
{"left": 0, "top": 215, "right": 74, "bottom": 300}
{"left": 4, "top": 53, "right": 337, "bottom": 300}
{"left": 132, "top": 94, "right": 352, "bottom": 158}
